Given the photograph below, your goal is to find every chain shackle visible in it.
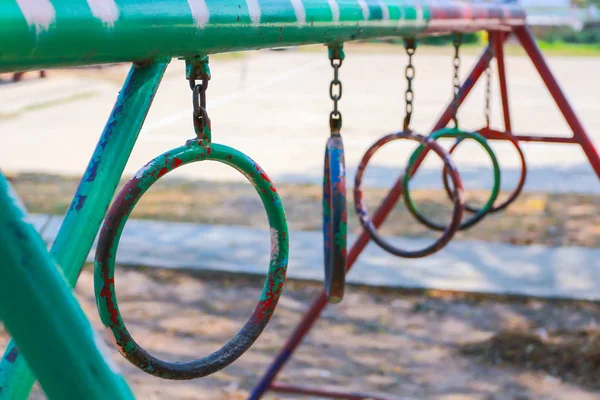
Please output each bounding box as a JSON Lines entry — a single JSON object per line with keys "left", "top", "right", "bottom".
{"left": 328, "top": 44, "right": 345, "bottom": 134}
{"left": 451, "top": 35, "right": 462, "bottom": 128}
{"left": 186, "top": 57, "right": 212, "bottom": 143}
{"left": 403, "top": 38, "right": 416, "bottom": 131}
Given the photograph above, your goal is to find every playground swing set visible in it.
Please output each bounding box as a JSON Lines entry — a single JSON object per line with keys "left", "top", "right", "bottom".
{"left": 0, "top": 1, "right": 598, "bottom": 399}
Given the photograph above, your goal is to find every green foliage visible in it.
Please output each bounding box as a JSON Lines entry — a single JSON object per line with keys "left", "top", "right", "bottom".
{"left": 376, "top": 32, "right": 481, "bottom": 47}
{"left": 540, "top": 26, "right": 600, "bottom": 47}
{"left": 417, "top": 33, "right": 480, "bottom": 46}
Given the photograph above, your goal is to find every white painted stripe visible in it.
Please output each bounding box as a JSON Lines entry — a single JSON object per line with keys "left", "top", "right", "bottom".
{"left": 246, "top": 0, "right": 261, "bottom": 24}
{"left": 86, "top": 0, "right": 119, "bottom": 27}
{"left": 396, "top": 2, "right": 403, "bottom": 27}
{"left": 357, "top": 0, "right": 369, "bottom": 21}
{"left": 327, "top": 0, "right": 340, "bottom": 23}
{"left": 16, "top": 0, "right": 56, "bottom": 33}
{"left": 416, "top": 2, "right": 425, "bottom": 23}
{"left": 378, "top": 0, "right": 389, "bottom": 21}
{"left": 142, "top": 60, "right": 322, "bottom": 135}
{"left": 187, "top": 0, "right": 210, "bottom": 28}
{"left": 290, "top": 0, "right": 306, "bottom": 25}
{"left": 398, "top": 1, "right": 427, "bottom": 28}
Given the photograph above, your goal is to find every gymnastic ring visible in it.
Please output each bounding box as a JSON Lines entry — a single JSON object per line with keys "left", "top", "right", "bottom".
{"left": 323, "top": 134, "right": 347, "bottom": 303}
{"left": 404, "top": 128, "right": 500, "bottom": 231}
{"left": 94, "top": 139, "right": 289, "bottom": 380}
{"left": 354, "top": 131, "right": 464, "bottom": 259}
{"left": 442, "top": 131, "right": 527, "bottom": 214}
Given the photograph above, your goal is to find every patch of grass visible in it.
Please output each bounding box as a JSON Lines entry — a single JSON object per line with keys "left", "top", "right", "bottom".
{"left": 536, "top": 40, "right": 600, "bottom": 57}
{"left": 296, "top": 40, "right": 600, "bottom": 58}
{"left": 210, "top": 51, "right": 248, "bottom": 61}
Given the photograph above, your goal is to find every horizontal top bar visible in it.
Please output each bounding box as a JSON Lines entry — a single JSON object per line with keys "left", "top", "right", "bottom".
{"left": 0, "top": 0, "right": 525, "bottom": 72}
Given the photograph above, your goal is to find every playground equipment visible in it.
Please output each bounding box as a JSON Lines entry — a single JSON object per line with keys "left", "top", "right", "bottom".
{"left": 95, "top": 58, "right": 290, "bottom": 379}
{"left": 0, "top": 1, "right": 598, "bottom": 399}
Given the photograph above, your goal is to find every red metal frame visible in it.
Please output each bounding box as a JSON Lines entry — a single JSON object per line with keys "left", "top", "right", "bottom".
{"left": 270, "top": 383, "right": 397, "bottom": 400}
{"left": 248, "top": 26, "right": 600, "bottom": 400}
{"left": 492, "top": 31, "right": 513, "bottom": 133}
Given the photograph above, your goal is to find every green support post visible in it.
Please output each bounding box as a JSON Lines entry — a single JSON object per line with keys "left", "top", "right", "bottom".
{"left": 0, "top": 175, "right": 135, "bottom": 400}
{"left": 0, "top": 59, "right": 169, "bottom": 399}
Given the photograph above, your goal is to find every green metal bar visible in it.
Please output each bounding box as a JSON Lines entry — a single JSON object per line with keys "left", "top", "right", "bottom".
{"left": 0, "top": 0, "right": 525, "bottom": 72}
{"left": 0, "top": 59, "right": 169, "bottom": 400}
{"left": 0, "top": 174, "right": 135, "bottom": 400}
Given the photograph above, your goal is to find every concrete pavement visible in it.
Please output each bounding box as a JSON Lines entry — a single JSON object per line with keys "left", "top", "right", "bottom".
{"left": 31, "top": 214, "right": 600, "bottom": 300}
{"left": 1, "top": 49, "right": 600, "bottom": 193}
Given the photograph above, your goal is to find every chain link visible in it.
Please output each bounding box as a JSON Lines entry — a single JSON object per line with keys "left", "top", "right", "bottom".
{"left": 187, "top": 58, "right": 211, "bottom": 142}
{"left": 451, "top": 35, "right": 462, "bottom": 128}
{"left": 328, "top": 45, "right": 344, "bottom": 134}
{"left": 403, "top": 39, "right": 416, "bottom": 131}
{"left": 484, "top": 56, "right": 492, "bottom": 128}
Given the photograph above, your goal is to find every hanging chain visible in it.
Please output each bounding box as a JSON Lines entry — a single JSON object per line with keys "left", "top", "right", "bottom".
{"left": 186, "top": 56, "right": 212, "bottom": 143}
{"left": 403, "top": 39, "right": 416, "bottom": 131}
{"left": 451, "top": 35, "right": 462, "bottom": 128}
{"left": 328, "top": 44, "right": 345, "bottom": 135}
{"left": 484, "top": 55, "right": 492, "bottom": 128}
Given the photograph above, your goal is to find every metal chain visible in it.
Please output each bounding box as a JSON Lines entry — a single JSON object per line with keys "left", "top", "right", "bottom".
{"left": 484, "top": 56, "right": 492, "bottom": 128}
{"left": 451, "top": 35, "right": 462, "bottom": 128}
{"left": 403, "top": 39, "right": 416, "bottom": 131}
{"left": 328, "top": 45, "right": 344, "bottom": 134}
{"left": 187, "top": 57, "right": 211, "bottom": 142}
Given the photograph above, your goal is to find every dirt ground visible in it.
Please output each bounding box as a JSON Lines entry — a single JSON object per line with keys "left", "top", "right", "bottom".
{"left": 9, "top": 172, "right": 600, "bottom": 248}
{"left": 1, "top": 267, "right": 598, "bottom": 400}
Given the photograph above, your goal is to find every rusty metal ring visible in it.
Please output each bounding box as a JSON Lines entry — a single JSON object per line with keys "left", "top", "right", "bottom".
{"left": 323, "top": 135, "right": 347, "bottom": 303}
{"left": 404, "top": 128, "right": 500, "bottom": 231}
{"left": 354, "top": 131, "right": 465, "bottom": 259}
{"left": 94, "top": 140, "right": 289, "bottom": 380}
{"left": 442, "top": 131, "right": 527, "bottom": 214}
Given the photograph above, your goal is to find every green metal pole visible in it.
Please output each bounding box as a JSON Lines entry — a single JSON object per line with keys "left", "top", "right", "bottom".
{"left": 0, "top": 0, "right": 434, "bottom": 72}
{"left": 0, "top": 174, "right": 135, "bottom": 400}
{"left": 0, "top": 1, "right": 527, "bottom": 73}
{"left": 0, "top": 59, "right": 169, "bottom": 399}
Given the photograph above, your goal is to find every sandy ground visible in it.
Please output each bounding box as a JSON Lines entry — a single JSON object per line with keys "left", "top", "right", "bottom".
{"left": 2, "top": 267, "right": 598, "bottom": 400}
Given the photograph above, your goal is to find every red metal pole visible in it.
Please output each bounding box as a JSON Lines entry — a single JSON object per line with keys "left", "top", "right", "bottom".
{"left": 248, "top": 42, "right": 502, "bottom": 400}
{"left": 270, "top": 383, "right": 397, "bottom": 400}
{"left": 477, "top": 127, "right": 577, "bottom": 144}
{"left": 493, "top": 31, "right": 513, "bottom": 133}
{"left": 514, "top": 25, "right": 600, "bottom": 180}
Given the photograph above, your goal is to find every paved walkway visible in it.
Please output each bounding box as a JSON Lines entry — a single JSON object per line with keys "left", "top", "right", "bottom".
{"left": 2, "top": 50, "right": 600, "bottom": 193}
{"left": 31, "top": 214, "right": 600, "bottom": 301}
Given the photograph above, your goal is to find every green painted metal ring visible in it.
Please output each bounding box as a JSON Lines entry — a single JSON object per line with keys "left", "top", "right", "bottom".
{"left": 404, "top": 127, "right": 501, "bottom": 231}
{"left": 94, "top": 139, "right": 289, "bottom": 380}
